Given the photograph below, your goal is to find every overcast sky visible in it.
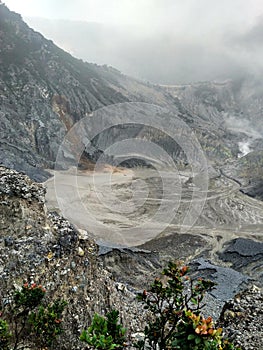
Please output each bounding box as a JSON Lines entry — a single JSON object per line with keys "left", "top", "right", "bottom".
{"left": 4, "top": 0, "right": 263, "bottom": 84}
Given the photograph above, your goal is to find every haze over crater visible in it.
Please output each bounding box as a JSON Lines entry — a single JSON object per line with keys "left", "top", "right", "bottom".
{"left": 4, "top": 0, "right": 263, "bottom": 84}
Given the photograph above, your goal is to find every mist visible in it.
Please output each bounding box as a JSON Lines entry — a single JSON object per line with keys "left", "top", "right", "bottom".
{"left": 4, "top": 0, "right": 263, "bottom": 84}
{"left": 25, "top": 17, "right": 263, "bottom": 84}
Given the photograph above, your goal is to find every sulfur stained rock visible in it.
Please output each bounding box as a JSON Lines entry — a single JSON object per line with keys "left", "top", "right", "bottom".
{"left": 77, "top": 246, "right": 85, "bottom": 257}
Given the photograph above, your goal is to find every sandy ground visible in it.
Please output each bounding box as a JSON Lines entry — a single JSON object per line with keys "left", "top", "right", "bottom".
{"left": 44, "top": 167, "right": 154, "bottom": 245}
{"left": 44, "top": 166, "right": 190, "bottom": 246}
{"left": 44, "top": 166, "right": 263, "bottom": 249}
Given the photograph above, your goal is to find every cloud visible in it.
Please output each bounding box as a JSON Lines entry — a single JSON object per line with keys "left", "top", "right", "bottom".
{"left": 25, "top": 16, "right": 248, "bottom": 84}
{"left": 5, "top": 0, "right": 263, "bottom": 83}
{"left": 223, "top": 15, "right": 263, "bottom": 77}
{"left": 228, "top": 15, "right": 263, "bottom": 49}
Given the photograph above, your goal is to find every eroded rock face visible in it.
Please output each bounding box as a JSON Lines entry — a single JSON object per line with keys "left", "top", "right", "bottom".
{"left": 0, "top": 166, "right": 147, "bottom": 349}
{"left": 0, "top": 4, "right": 181, "bottom": 180}
{"left": 222, "top": 150, "right": 263, "bottom": 200}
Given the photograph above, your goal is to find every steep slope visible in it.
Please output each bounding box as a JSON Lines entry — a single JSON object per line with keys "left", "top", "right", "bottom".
{"left": 164, "top": 78, "right": 263, "bottom": 134}
{"left": 0, "top": 4, "right": 182, "bottom": 180}
{"left": 222, "top": 150, "right": 263, "bottom": 200}
{"left": 0, "top": 166, "right": 149, "bottom": 349}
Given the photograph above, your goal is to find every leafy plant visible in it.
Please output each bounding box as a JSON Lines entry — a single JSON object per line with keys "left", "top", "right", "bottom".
{"left": 11, "top": 283, "right": 47, "bottom": 349}
{"left": 1, "top": 282, "right": 67, "bottom": 349}
{"left": 13, "top": 283, "right": 46, "bottom": 311}
{"left": 29, "top": 299, "right": 67, "bottom": 347}
{"left": 80, "top": 310, "right": 126, "bottom": 349}
{"left": 0, "top": 318, "right": 11, "bottom": 350}
{"left": 135, "top": 261, "right": 240, "bottom": 350}
{"left": 105, "top": 309, "right": 127, "bottom": 347}
{"left": 171, "top": 311, "right": 228, "bottom": 349}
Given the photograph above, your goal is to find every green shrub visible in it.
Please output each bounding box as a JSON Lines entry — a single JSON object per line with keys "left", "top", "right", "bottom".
{"left": 0, "top": 318, "right": 11, "bottom": 350}
{"left": 80, "top": 310, "right": 127, "bottom": 349}
{"left": 13, "top": 282, "right": 46, "bottom": 310}
{"left": 135, "top": 261, "right": 240, "bottom": 350}
{"left": 0, "top": 266, "right": 243, "bottom": 350}
{"left": 1, "top": 282, "right": 67, "bottom": 349}
{"left": 29, "top": 299, "right": 67, "bottom": 347}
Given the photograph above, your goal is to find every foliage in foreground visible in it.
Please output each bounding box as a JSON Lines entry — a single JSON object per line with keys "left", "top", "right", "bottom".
{"left": 80, "top": 309, "right": 127, "bottom": 349}
{"left": 0, "top": 262, "right": 241, "bottom": 350}
{"left": 134, "top": 261, "right": 240, "bottom": 350}
{"left": 0, "top": 318, "right": 11, "bottom": 350}
{"left": 0, "top": 282, "right": 67, "bottom": 349}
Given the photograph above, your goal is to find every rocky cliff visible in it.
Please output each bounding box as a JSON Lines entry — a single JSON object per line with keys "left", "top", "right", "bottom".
{"left": 0, "top": 166, "right": 152, "bottom": 349}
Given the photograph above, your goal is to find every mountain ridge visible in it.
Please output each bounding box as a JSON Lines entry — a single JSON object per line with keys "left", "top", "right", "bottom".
{"left": 1, "top": 3, "right": 263, "bottom": 188}
{"left": 0, "top": 3, "right": 183, "bottom": 179}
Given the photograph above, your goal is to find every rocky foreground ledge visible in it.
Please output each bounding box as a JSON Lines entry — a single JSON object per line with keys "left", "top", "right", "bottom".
{"left": 0, "top": 166, "right": 262, "bottom": 349}
{"left": 0, "top": 166, "right": 148, "bottom": 349}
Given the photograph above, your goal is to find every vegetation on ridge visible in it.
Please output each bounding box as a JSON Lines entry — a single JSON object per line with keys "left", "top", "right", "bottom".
{"left": 0, "top": 283, "right": 67, "bottom": 349}
{"left": 0, "top": 262, "right": 241, "bottom": 349}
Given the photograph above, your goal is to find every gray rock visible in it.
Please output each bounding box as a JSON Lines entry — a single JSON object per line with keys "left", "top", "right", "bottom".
{"left": 0, "top": 166, "right": 148, "bottom": 349}
{"left": 190, "top": 258, "right": 250, "bottom": 320}
{"left": 218, "top": 238, "right": 263, "bottom": 285}
{"left": 218, "top": 285, "right": 263, "bottom": 350}
{"left": 194, "top": 258, "right": 250, "bottom": 300}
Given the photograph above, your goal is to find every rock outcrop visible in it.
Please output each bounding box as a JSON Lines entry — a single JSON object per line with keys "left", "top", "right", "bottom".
{"left": 218, "top": 286, "right": 263, "bottom": 350}
{"left": 0, "top": 166, "right": 148, "bottom": 349}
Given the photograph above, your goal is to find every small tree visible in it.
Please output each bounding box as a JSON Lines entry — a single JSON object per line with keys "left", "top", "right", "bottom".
{"left": 135, "top": 261, "right": 240, "bottom": 350}
{"left": 29, "top": 298, "right": 67, "bottom": 348}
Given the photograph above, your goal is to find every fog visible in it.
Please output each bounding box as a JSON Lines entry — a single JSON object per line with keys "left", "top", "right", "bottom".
{"left": 4, "top": 0, "right": 263, "bottom": 84}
